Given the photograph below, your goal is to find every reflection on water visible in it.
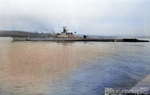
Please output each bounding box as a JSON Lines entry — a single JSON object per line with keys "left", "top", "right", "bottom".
{"left": 0, "top": 37, "right": 150, "bottom": 95}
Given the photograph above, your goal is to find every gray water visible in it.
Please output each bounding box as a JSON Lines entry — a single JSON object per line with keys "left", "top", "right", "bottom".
{"left": 0, "top": 37, "right": 150, "bottom": 95}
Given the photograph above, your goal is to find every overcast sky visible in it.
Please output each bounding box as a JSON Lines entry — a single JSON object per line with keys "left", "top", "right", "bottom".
{"left": 0, "top": 0, "right": 150, "bottom": 36}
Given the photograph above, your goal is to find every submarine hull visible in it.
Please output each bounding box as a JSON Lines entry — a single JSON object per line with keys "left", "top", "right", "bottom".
{"left": 123, "top": 39, "right": 149, "bottom": 42}
{"left": 12, "top": 37, "right": 149, "bottom": 42}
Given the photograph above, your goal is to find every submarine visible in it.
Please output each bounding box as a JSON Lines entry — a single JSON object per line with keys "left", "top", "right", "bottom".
{"left": 12, "top": 26, "right": 149, "bottom": 42}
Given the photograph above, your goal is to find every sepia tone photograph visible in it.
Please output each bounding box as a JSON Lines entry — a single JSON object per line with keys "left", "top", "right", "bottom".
{"left": 0, "top": 0, "right": 150, "bottom": 95}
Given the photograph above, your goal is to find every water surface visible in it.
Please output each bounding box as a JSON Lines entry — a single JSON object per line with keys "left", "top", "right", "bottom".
{"left": 0, "top": 37, "right": 150, "bottom": 95}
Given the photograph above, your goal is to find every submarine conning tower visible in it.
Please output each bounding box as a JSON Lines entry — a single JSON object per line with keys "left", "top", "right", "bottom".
{"left": 63, "top": 26, "right": 67, "bottom": 33}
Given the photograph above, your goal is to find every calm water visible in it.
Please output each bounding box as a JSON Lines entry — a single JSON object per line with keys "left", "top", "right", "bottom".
{"left": 0, "top": 37, "right": 150, "bottom": 95}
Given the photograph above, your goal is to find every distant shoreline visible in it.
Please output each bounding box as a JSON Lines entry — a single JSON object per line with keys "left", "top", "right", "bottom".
{"left": 0, "top": 30, "right": 150, "bottom": 38}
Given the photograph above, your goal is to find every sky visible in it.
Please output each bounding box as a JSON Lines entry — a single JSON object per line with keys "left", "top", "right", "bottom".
{"left": 0, "top": 0, "right": 150, "bottom": 37}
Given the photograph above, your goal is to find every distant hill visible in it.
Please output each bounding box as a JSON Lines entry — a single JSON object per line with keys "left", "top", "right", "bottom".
{"left": 0, "top": 30, "right": 53, "bottom": 37}
{"left": 1, "top": 30, "right": 149, "bottom": 38}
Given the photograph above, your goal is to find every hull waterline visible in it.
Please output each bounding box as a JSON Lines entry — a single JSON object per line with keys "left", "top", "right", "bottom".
{"left": 12, "top": 37, "right": 149, "bottom": 42}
